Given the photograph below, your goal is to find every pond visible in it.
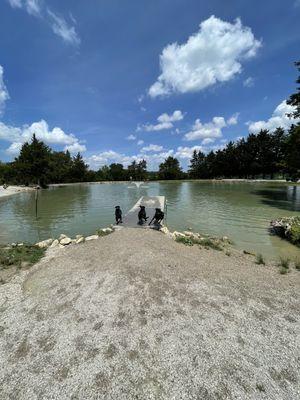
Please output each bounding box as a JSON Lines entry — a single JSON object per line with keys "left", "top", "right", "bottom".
{"left": 0, "top": 181, "right": 299, "bottom": 260}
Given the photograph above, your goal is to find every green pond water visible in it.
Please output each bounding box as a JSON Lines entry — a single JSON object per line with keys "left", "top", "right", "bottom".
{"left": 0, "top": 181, "right": 299, "bottom": 260}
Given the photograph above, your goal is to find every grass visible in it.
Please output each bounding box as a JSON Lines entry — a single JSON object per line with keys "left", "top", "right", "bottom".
{"left": 96, "top": 228, "right": 114, "bottom": 237}
{"left": 0, "top": 245, "right": 45, "bottom": 269}
{"left": 175, "top": 236, "right": 194, "bottom": 246}
{"left": 278, "top": 257, "right": 290, "bottom": 275}
{"left": 175, "top": 235, "right": 223, "bottom": 251}
{"left": 295, "top": 259, "right": 300, "bottom": 271}
{"left": 255, "top": 253, "right": 265, "bottom": 265}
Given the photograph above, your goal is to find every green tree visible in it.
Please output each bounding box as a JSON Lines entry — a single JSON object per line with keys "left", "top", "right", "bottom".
{"left": 287, "top": 61, "right": 300, "bottom": 119}
{"left": 284, "top": 124, "right": 300, "bottom": 178}
{"left": 189, "top": 150, "right": 206, "bottom": 178}
{"left": 158, "top": 156, "right": 182, "bottom": 180}
{"left": 14, "top": 134, "right": 51, "bottom": 186}
{"left": 69, "top": 153, "right": 88, "bottom": 182}
{"left": 109, "top": 163, "right": 125, "bottom": 181}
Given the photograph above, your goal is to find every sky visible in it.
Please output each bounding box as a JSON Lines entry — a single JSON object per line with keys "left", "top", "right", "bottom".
{"left": 0, "top": 0, "right": 299, "bottom": 170}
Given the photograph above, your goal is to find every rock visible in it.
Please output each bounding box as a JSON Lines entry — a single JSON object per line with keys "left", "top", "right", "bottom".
{"left": 59, "top": 234, "right": 67, "bottom": 240}
{"left": 11, "top": 243, "right": 17, "bottom": 248}
{"left": 17, "top": 243, "right": 24, "bottom": 247}
{"left": 103, "top": 227, "right": 113, "bottom": 233}
{"left": 58, "top": 244, "right": 65, "bottom": 249}
{"left": 76, "top": 237, "right": 85, "bottom": 244}
{"left": 36, "top": 238, "right": 53, "bottom": 248}
{"left": 60, "top": 237, "right": 72, "bottom": 246}
{"left": 172, "top": 231, "right": 185, "bottom": 239}
{"left": 160, "top": 226, "right": 170, "bottom": 235}
{"left": 222, "top": 236, "right": 229, "bottom": 242}
{"left": 50, "top": 239, "right": 59, "bottom": 248}
{"left": 76, "top": 235, "right": 83, "bottom": 240}
{"left": 85, "top": 235, "right": 99, "bottom": 241}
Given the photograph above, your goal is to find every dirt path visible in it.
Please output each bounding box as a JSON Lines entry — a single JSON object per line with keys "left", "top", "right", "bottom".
{"left": 0, "top": 228, "right": 299, "bottom": 399}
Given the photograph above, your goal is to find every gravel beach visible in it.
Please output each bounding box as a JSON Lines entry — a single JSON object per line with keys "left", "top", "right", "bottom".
{"left": 0, "top": 228, "right": 299, "bottom": 399}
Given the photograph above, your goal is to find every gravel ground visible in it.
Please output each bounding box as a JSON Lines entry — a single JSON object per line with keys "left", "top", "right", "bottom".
{"left": 0, "top": 228, "right": 299, "bottom": 400}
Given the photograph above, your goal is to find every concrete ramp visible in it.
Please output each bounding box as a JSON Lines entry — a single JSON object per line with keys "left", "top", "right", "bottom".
{"left": 122, "top": 196, "right": 165, "bottom": 228}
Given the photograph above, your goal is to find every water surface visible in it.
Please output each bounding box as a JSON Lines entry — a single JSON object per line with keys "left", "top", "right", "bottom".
{"left": 0, "top": 181, "right": 299, "bottom": 260}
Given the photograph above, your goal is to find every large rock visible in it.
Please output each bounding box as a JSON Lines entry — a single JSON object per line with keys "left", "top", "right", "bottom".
{"left": 172, "top": 231, "right": 185, "bottom": 239}
{"left": 76, "top": 237, "right": 85, "bottom": 244}
{"left": 60, "top": 237, "right": 72, "bottom": 246}
{"left": 50, "top": 239, "right": 59, "bottom": 248}
{"left": 85, "top": 235, "right": 99, "bottom": 241}
{"left": 59, "top": 234, "right": 68, "bottom": 241}
{"left": 36, "top": 238, "right": 53, "bottom": 248}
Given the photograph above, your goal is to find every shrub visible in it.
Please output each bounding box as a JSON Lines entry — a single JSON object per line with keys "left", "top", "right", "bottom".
{"left": 278, "top": 257, "right": 290, "bottom": 270}
{"left": 255, "top": 254, "right": 265, "bottom": 265}
{"left": 175, "top": 236, "right": 194, "bottom": 246}
{"left": 295, "top": 259, "right": 300, "bottom": 271}
{"left": 290, "top": 223, "right": 300, "bottom": 244}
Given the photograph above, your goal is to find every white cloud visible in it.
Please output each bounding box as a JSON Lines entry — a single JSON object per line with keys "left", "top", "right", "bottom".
{"left": 7, "top": 0, "right": 41, "bottom": 16}
{"left": 141, "top": 110, "right": 184, "bottom": 132}
{"left": 25, "top": 0, "right": 41, "bottom": 16}
{"left": 141, "top": 144, "right": 163, "bottom": 152}
{"left": 87, "top": 151, "right": 140, "bottom": 169}
{"left": 47, "top": 10, "right": 80, "bottom": 46}
{"left": 7, "top": 0, "right": 22, "bottom": 8}
{"left": 126, "top": 134, "right": 136, "bottom": 140}
{"left": 175, "top": 146, "right": 203, "bottom": 159}
{"left": 0, "top": 66, "right": 9, "bottom": 115}
{"left": 227, "top": 113, "right": 239, "bottom": 125}
{"left": 149, "top": 16, "right": 261, "bottom": 97}
{"left": 201, "top": 138, "right": 215, "bottom": 145}
{"left": 248, "top": 100, "right": 300, "bottom": 133}
{"left": 243, "top": 77, "right": 254, "bottom": 87}
{"left": 137, "top": 140, "right": 144, "bottom": 145}
{"left": 184, "top": 116, "right": 226, "bottom": 141}
{"left": 64, "top": 143, "right": 87, "bottom": 154}
{"left": 0, "top": 119, "right": 85, "bottom": 154}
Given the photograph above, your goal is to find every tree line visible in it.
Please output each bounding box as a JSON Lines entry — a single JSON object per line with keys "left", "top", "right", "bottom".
{"left": 0, "top": 61, "right": 299, "bottom": 185}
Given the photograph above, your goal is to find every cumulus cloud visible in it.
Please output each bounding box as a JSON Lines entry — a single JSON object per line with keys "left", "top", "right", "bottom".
{"left": 243, "top": 77, "right": 254, "bottom": 87}
{"left": 141, "top": 144, "right": 163, "bottom": 152}
{"left": 248, "top": 100, "right": 300, "bottom": 133}
{"left": 0, "top": 119, "right": 85, "bottom": 154}
{"left": 140, "top": 110, "right": 184, "bottom": 132}
{"left": 149, "top": 16, "right": 261, "bottom": 97}
{"left": 47, "top": 10, "right": 81, "bottom": 46}
{"left": 0, "top": 66, "right": 9, "bottom": 115}
{"left": 64, "top": 142, "right": 87, "bottom": 154}
{"left": 184, "top": 117, "right": 227, "bottom": 141}
{"left": 126, "top": 134, "right": 136, "bottom": 140}
{"left": 137, "top": 140, "right": 144, "bottom": 145}
{"left": 175, "top": 146, "right": 203, "bottom": 159}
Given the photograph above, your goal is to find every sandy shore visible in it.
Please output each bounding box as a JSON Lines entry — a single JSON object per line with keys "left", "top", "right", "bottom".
{"left": 0, "top": 185, "right": 34, "bottom": 199}
{"left": 0, "top": 228, "right": 299, "bottom": 399}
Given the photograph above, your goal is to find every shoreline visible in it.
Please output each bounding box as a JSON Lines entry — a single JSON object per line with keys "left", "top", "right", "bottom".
{"left": 0, "top": 185, "right": 35, "bottom": 199}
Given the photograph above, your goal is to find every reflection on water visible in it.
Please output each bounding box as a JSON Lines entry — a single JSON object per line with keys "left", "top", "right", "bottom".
{"left": 0, "top": 181, "right": 299, "bottom": 260}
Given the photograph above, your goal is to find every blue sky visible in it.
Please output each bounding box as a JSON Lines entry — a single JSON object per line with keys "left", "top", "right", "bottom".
{"left": 0, "top": 0, "right": 299, "bottom": 170}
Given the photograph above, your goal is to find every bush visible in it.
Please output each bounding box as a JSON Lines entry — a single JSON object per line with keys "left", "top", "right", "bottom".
{"left": 295, "top": 259, "right": 300, "bottom": 271}
{"left": 255, "top": 254, "right": 265, "bottom": 265}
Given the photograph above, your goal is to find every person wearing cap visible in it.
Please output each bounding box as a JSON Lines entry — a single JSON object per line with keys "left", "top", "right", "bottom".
{"left": 115, "top": 206, "right": 123, "bottom": 225}
{"left": 138, "top": 205, "right": 148, "bottom": 225}
{"left": 149, "top": 208, "right": 164, "bottom": 226}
